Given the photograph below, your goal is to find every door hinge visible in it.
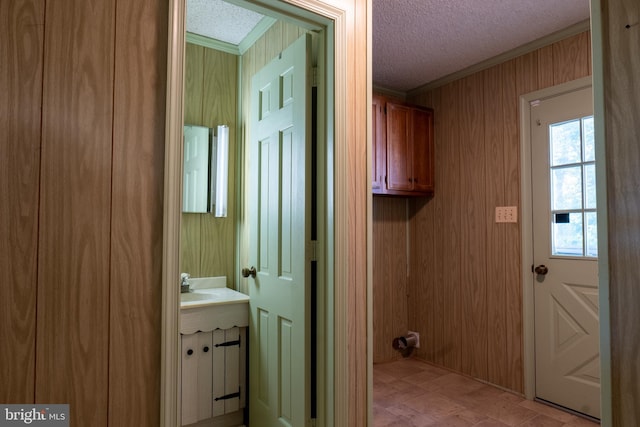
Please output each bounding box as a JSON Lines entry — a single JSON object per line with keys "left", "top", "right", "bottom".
{"left": 310, "top": 418, "right": 317, "bottom": 427}
{"left": 214, "top": 388, "right": 241, "bottom": 402}
{"left": 309, "top": 240, "right": 319, "bottom": 262}
{"left": 312, "top": 67, "right": 318, "bottom": 87}
{"left": 215, "top": 337, "right": 241, "bottom": 348}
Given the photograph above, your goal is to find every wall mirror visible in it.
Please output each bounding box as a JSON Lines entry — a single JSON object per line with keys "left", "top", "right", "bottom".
{"left": 182, "top": 124, "right": 229, "bottom": 216}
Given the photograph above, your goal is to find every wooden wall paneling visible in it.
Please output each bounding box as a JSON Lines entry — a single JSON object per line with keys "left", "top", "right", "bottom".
{"left": 458, "top": 73, "right": 488, "bottom": 379}
{"left": 264, "top": 20, "right": 284, "bottom": 63}
{"left": 108, "top": 0, "right": 167, "bottom": 424}
{"left": 372, "top": 197, "right": 408, "bottom": 363}
{"left": 283, "top": 21, "right": 301, "bottom": 47}
{"left": 405, "top": 89, "right": 434, "bottom": 363}
{"left": 482, "top": 64, "right": 508, "bottom": 388}
{"left": 552, "top": 32, "right": 591, "bottom": 85}
{"left": 501, "top": 59, "right": 523, "bottom": 393}
{"left": 515, "top": 51, "right": 540, "bottom": 96}
{"left": 601, "top": 0, "right": 640, "bottom": 423}
{"left": 422, "top": 88, "right": 440, "bottom": 364}
{"left": 405, "top": 90, "right": 439, "bottom": 364}
{"left": 36, "top": 0, "right": 115, "bottom": 424}
{"left": 181, "top": 43, "right": 204, "bottom": 276}
{"left": 536, "top": 45, "right": 555, "bottom": 89}
{"left": 427, "top": 86, "right": 447, "bottom": 367}
{"left": 407, "top": 198, "right": 435, "bottom": 362}
{"left": 200, "top": 49, "right": 237, "bottom": 284}
{"left": 0, "top": 0, "right": 44, "bottom": 404}
{"left": 184, "top": 43, "right": 204, "bottom": 124}
{"left": 439, "top": 81, "right": 462, "bottom": 372}
{"left": 181, "top": 214, "right": 202, "bottom": 276}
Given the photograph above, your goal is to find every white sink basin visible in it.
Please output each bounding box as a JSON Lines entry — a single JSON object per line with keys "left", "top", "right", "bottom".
{"left": 180, "top": 287, "right": 250, "bottom": 309}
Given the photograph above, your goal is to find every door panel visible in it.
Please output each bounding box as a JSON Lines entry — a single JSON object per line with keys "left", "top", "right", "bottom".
{"left": 531, "top": 85, "right": 600, "bottom": 418}
{"left": 249, "top": 34, "right": 311, "bottom": 427}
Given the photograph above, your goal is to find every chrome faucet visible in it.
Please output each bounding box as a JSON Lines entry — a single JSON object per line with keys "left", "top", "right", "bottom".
{"left": 180, "top": 273, "right": 191, "bottom": 293}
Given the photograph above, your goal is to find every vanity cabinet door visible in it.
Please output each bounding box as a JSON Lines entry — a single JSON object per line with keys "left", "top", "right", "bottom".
{"left": 197, "top": 332, "right": 213, "bottom": 421}
{"left": 181, "top": 327, "right": 247, "bottom": 425}
{"left": 181, "top": 333, "right": 199, "bottom": 426}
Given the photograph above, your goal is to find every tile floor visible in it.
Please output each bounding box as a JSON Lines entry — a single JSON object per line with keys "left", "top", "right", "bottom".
{"left": 374, "top": 358, "right": 599, "bottom": 427}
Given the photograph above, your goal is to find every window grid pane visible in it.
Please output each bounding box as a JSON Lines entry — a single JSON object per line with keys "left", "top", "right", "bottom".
{"left": 549, "top": 116, "right": 597, "bottom": 258}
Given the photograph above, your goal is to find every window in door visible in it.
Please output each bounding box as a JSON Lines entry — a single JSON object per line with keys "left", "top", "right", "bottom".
{"left": 549, "top": 115, "right": 597, "bottom": 258}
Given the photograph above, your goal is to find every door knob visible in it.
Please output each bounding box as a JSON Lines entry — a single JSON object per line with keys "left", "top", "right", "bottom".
{"left": 534, "top": 265, "right": 549, "bottom": 275}
{"left": 242, "top": 266, "right": 256, "bottom": 278}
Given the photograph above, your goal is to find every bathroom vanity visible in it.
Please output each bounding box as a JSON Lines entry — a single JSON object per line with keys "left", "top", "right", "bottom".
{"left": 180, "top": 277, "right": 249, "bottom": 427}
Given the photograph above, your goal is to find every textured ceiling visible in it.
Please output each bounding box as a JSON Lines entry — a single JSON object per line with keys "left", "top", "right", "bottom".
{"left": 187, "top": 0, "right": 591, "bottom": 93}
{"left": 373, "top": 0, "right": 590, "bottom": 92}
{"left": 186, "top": 0, "right": 264, "bottom": 45}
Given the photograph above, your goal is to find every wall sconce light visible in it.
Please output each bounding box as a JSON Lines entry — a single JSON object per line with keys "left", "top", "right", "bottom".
{"left": 213, "top": 124, "right": 229, "bottom": 217}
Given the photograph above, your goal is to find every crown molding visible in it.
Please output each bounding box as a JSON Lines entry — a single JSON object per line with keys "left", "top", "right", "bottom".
{"left": 186, "top": 32, "right": 240, "bottom": 55}
{"left": 372, "top": 84, "right": 406, "bottom": 100}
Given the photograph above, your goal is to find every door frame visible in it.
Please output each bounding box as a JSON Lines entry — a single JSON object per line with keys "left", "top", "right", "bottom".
{"left": 161, "top": 1, "right": 369, "bottom": 426}
{"left": 520, "top": 75, "right": 610, "bottom": 420}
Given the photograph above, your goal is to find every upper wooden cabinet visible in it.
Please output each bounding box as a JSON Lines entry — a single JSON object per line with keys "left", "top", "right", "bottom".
{"left": 372, "top": 94, "right": 434, "bottom": 196}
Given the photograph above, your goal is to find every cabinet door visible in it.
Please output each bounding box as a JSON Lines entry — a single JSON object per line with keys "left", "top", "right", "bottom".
{"left": 181, "top": 334, "right": 199, "bottom": 426}
{"left": 411, "top": 107, "right": 434, "bottom": 192}
{"left": 386, "top": 102, "right": 412, "bottom": 191}
{"left": 372, "top": 95, "right": 386, "bottom": 192}
{"left": 197, "top": 332, "right": 214, "bottom": 421}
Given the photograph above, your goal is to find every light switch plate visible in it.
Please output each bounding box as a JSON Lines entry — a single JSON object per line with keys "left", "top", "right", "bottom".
{"left": 496, "top": 206, "right": 518, "bottom": 223}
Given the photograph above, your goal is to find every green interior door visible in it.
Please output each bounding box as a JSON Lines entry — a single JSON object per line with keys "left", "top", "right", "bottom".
{"left": 247, "top": 34, "right": 311, "bottom": 427}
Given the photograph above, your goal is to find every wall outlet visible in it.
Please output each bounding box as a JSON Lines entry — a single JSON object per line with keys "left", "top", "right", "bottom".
{"left": 407, "top": 330, "right": 420, "bottom": 348}
{"left": 495, "top": 206, "right": 518, "bottom": 223}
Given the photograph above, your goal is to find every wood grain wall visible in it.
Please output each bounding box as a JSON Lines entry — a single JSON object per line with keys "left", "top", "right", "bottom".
{"left": 372, "top": 198, "right": 408, "bottom": 363}
{"left": 0, "top": 0, "right": 166, "bottom": 425}
{"left": 181, "top": 44, "right": 237, "bottom": 286}
{"left": 372, "top": 32, "right": 591, "bottom": 393}
{"left": 0, "top": 0, "right": 44, "bottom": 403}
{"left": 600, "top": 0, "right": 640, "bottom": 424}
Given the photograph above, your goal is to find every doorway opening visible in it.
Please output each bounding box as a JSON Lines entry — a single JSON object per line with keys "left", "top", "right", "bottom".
{"left": 163, "top": 1, "right": 341, "bottom": 426}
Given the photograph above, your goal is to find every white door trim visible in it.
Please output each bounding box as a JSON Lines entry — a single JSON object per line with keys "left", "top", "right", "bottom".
{"left": 162, "top": 1, "right": 350, "bottom": 426}
{"left": 520, "top": 75, "right": 593, "bottom": 401}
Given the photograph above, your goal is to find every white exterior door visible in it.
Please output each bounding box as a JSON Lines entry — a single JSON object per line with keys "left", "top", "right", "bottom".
{"left": 531, "top": 85, "right": 600, "bottom": 418}
{"left": 247, "top": 34, "right": 311, "bottom": 427}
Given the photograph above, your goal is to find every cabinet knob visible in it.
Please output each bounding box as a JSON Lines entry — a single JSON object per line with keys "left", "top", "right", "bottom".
{"left": 203, "top": 346, "right": 209, "bottom": 353}
{"left": 187, "top": 349, "right": 194, "bottom": 356}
